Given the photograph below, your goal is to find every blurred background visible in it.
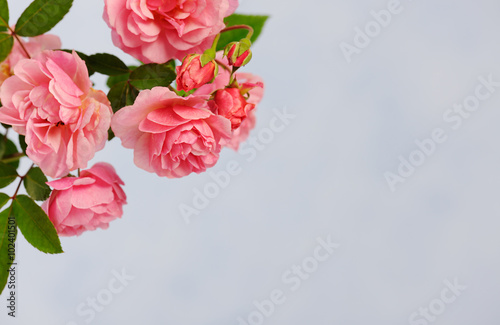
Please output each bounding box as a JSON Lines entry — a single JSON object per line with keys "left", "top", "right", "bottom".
{"left": 2, "top": 0, "right": 500, "bottom": 324}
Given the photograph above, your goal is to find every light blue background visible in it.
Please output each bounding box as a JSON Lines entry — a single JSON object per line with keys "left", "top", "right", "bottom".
{"left": 2, "top": 0, "right": 500, "bottom": 324}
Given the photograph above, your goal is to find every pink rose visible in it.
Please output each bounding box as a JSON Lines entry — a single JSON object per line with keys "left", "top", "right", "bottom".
{"left": 176, "top": 54, "right": 217, "bottom": 92}
{"left": 103, "top": 0, "right": 239, "bottom": 63}
{"left": 0, "top": 33, "right": 61, "bottom": 87}
{"left": 42, "top": 163, "right": 127, "bottom": 237}
{"left": 0, "top": 50, "right": 112, "bottom": 178}
{"left": 111, "top": 87, "right": 231, "bottom": 178}
{"left": 208, "top": 87, "right": 255, "bottom": 130}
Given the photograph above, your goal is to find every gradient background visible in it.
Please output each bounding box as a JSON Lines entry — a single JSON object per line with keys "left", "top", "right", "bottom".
{"left": 1, "top": 0, "right": 500, "bottom": 324}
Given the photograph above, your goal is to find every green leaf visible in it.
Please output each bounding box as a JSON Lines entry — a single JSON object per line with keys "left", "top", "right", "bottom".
{"left": 0, "top": 0, "right": 9, "bottom": 32}
{"left": 0, "top": 205, "right": 16, "bottom": 295}
{"left": 15, "top": 0, "right": 73, "bottom": 37}
{"left": 2, "top": 138, "right": 20, "bottom": 169}
{"left": 106, "top": 65, "right": 138, "bottom": 89}
{"left": 107, "top": 81, "right": 139, "bottom": 114}
{"left": 176, "top": 89, "right": 196, "bottom": 97}
{"left": 12, "top": 195, "right": 62, "bottom": 254}
{"left": 23, "top": 167, "right": 50, "bottom": 201}
{"left": 0, "top": 32, "right": 13, "bottom": 62}
{"left": 106, "top": 73, "right": 130, "bottom": 89}
{"left": 165, "top": 59, "right": 176, "bottom": 71}
{"left": 200, "top": 49, "right": 216, "bottom": 66}
{"left": 129, "top": 63, "right": 176, "bottom": 90}
{"left": 18, "top": 135, "right": 27, "bottom": 154}
{"left": 86, "top": 53, "right": 129, "bottom": 76}
{"left": 217, "top": 14, "right": 269, "bottom": 51}
{"left": 0, "top": 162, "right": 17, "bottom": 189}
{"left": 108, "top": 128, "right": 115, "bottom": 141}
{"left": 0, "top": 135, "right": 6, "bottom": 160}
{"left": 0, "top": 193, "right": 9, "bottom": 210}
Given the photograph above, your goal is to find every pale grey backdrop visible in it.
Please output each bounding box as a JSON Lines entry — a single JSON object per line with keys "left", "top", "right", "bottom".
{"left": 1, "top": 0, "right": 500, "bottom": 324}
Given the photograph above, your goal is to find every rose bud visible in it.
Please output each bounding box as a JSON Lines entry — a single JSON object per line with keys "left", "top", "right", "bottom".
{"left": 209, "top": 87, "right": 255, "bottom": 130}
{"left": 224, "top": 39, "right": 252, "bottom": 67}
{"left": 176, "top": 54, "right": 218, "bottom": 92}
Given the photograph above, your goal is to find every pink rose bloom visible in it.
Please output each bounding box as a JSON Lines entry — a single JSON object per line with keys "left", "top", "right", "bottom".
{"left": 0, "top": 50, "right": 112, "bottom": 178}
{"left": 103, "top": 0, "right": 239, "bottom": 63}
{"left": 0, "top": 33, "right": 61, "bottom": 87}
{"left": 42, "top": 163, "right": 127, "bottom": 237}
{"left": 111, "top": 87, "right": 231, "bottom": 178}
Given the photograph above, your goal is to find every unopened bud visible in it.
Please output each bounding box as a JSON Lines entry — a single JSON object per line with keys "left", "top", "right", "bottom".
{"left": 224, "top": 39, "right": 252, "bottom": 67}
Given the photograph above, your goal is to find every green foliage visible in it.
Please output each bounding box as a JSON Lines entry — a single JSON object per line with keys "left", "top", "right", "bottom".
{"left": 107, "top": 73, "right": 131, "bottom": 89}
{"left": 0, "top": 135, "right": 6, "bottom": 160}
{"left": 12, "top": 195, "right": 63, "bottom": 254}
{"left": 217, "top": 14, "right": 269, "bottom": 51}
{"left": 23, "top": 167, "right": 51, "bottom": 201}
{"left": 86, "top": 53, "right": 129, "bottom": 76}
{"left": 0, "top": 162, "right": 17, "bottom": 189}
{"left": 107, "top": 81, "right": 139, "bottom": 113}
{"left": 0, "top": 135, "right": 21, "bottom": 169}
{"left": 0, "top": 32, "right": 13, "bottom": 62}
{"left": 106, "top": 65, "right": 138, "bottom": 88}
{"left": 0, "top": 0, "right": 9, "bottom": 32}
{"left": 0, "top": 193, "right": 9, "bottom": 210}
{"left": 129, "top": 62, "right": 176, "bottom": 90}
{"left": 15, "top": 0, "right": 73, "bottom": 37}
{"left": 107, "top": 80, "right": 140, "bottom": 140}
{"left": 18, "top": 135, "right": 27, "bottom": 154}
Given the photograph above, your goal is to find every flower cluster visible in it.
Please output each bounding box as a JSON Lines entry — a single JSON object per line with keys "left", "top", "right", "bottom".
{"left": 111, "top": 52, "right": 264, "bottom": 178}
{"left": 0, "top": 0, "right": 265, "bottom": 244}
